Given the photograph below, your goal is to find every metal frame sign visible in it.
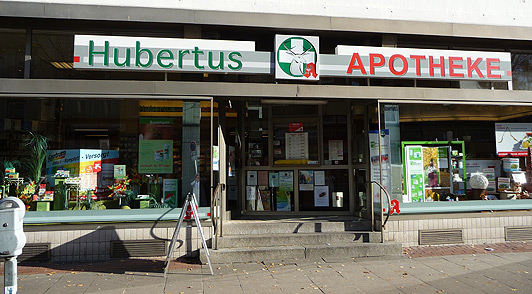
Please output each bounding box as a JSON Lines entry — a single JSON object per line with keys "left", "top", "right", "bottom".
{"left": 320, "top": 46, "right": 512, "bottom": 81}
{"left": 73, "top": 35, "right": 272, "bottom": 74}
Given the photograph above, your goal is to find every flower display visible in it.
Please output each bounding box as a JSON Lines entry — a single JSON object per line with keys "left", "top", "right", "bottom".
{"left": 128, "top": 168, "right": 148, "bottom": 185}
{"left": 108, "top": 176, "right": 131, "bottom": 197}
{"left": 470, "top": 174, "right": 489, "bottom": 190}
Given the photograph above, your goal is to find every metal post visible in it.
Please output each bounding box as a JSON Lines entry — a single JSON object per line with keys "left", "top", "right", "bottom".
{"left": 4, "top": 256, "right": 18, "bottom": 294}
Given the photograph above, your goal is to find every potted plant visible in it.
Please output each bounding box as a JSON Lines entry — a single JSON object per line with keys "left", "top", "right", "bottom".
{"left": 23, "top": 132, "right": 49, "bottom": 184}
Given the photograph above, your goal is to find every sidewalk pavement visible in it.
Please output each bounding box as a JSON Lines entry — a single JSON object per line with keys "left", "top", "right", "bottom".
{"left": 3, "top": 242, "right": 532, "bottom": 293}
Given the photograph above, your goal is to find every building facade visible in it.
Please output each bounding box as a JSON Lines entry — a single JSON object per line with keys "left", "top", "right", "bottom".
{"left": 2, "top": 0, "right": 532, "bottom": 261}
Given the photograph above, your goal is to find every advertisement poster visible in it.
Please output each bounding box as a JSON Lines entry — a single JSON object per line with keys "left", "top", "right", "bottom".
{"left": 258, "top": 171, "right": 268, "bottom": 186}
{"left": 114, "top": 165, "right": 126, "bottom": 179}
{"left": 247, "top": 171, "right": 258, "bottom": 186}
{"left": 369, "top": 130, "right": 392, "bottom": 208}
{"left": 279, "top": 171, "right": 294, "bottom": 191}
{"left": 314, "top": 185, "right": 329, "bottom": 207}
{"left": 289, "top": 122, "right": 304, "bottom": 132}
{"left": 138, "top": 140, "right": 173, "bottom": 173}
{"left": 502, "top": 158, "right": 520, "bottom": 172}
{"left": 423, "top": 147, "right": 440, "bottom": 188}
{"left": 495, "top": 123, "right": 532, "bottom": 157}
{"left": 498, "top": 177, "right": 511, "bottom": 191}
{"left": 276, "top": 191, "right": 291, "bottom": 211}
{"left": 466, "top": 160, "right": 501, "bottom": 175}
{"left": 269, "top": 172, "right": 279, "bottom": 187}
{"left": 246, "top": 186, "right": 257, "bottom": 200}
{"left": 285, "top": 132, "right": 309, "bottom": 160}
{"left": 139, "top": 118, "right": 174, "bottom": 140}
{"left": 328, "top": 140, "right": 344, "bottom": 161}
{"left": 299, "top": 170, "right": 314, "bottom": 191}
{"left": 404, "top": 145, "right": 424, "bottom": 202}
{"left": 163, "top": 179, "right": 178, "bottom": 208}
{"left": 46, "top": 149, "right": 118, "bottom": 196}
{"left": 314, "top": 170, "right": 325, "bottom": 186}
{"left": 212, "top": 146, "right": 219, "bottom": 171}
{"left": 482, "top": 168, "right": 496, "bottom": 193}
{"left": 258, "top": 187, "right": 271, "bottom": 210}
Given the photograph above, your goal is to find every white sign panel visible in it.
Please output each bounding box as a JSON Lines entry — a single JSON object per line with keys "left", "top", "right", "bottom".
{"left": 322, "top": 46, "right": 512, "bottom": 81}
{"left": 74, "top": 35, "right": 272, "bottom": 74}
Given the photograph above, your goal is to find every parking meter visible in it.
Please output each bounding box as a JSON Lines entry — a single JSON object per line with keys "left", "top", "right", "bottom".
{"left": 0, "top": 196, "right": 26, "bottom": 294}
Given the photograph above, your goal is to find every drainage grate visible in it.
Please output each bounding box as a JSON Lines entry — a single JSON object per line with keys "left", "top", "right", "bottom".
{"left": 419, "top": 229, "right": 463, "bottom": 245}
{"left": 506, "top": 226, "right": 532, "bottom": 241}
{"left": 110, "top": 240, "right": 167, "bottom": 258}
{"left": 19, "top": 243, "right": 51, "bottom": 262}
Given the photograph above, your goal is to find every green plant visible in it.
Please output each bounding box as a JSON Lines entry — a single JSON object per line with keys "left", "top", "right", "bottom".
{"left": 23, "top": 132, "right": 49, "bottom": 183}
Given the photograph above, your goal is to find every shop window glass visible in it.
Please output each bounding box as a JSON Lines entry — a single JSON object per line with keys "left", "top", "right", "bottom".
{"left": 299, "top": 169, "right": 349, "bottom": 211}
{"left": 272, "top": 104, "right": 319, "bottom": 165}
{"left": 0, "top": 29, "right": 25, "bottom": 78}
{"left": 244, "top": 104, "right": 268, "bottom": 166}
{"left": 512, "top": 53, "right": 532, "bottom": 90}
{"left": 273, "top": 121, "right": 318, "bottom": 165}
{"left": 0, "top": 97, "right": 212, "bottom": 212}
{"left": 322, "top": 101, "right": 348, "bottom": 166}
{"left": 352, "top": 104, "right": 366, "bottom": 164}
{"left": 382, "top": 103, "right": 532, "bottom": 205}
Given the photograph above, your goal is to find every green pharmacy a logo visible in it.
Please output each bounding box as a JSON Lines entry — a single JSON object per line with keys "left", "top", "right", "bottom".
{"left": 277, "top": 37, "right": 318, "bottom": 78}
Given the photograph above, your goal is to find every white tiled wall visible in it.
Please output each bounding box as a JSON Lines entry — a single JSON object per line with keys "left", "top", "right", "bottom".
{"left": 25, "top": 225, "right": 213, "bottom": 262}
{"left": 384, "top": 215, "right": 532, "bottom": 246}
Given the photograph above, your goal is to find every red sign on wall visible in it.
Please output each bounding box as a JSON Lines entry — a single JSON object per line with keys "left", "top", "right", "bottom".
{"left": 289, "top": 123, "right": 304, "bottom": 132}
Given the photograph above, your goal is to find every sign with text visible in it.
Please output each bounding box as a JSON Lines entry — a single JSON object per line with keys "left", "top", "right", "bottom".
{"left": 74, "top": 34, "right": 512, "bottom": 82}
{"left": 324, "top": 46, "right": 512, "bottom": 81}
{"left": 74, "top": 35, "right": 271, "bottom": 74}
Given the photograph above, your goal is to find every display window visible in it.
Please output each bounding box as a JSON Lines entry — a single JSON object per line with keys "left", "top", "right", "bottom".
{"left": 0, "top": 97, "right": 213, "bottom": 211}
{"left": 379, "top": 103, "right": 532, "bottom": 205}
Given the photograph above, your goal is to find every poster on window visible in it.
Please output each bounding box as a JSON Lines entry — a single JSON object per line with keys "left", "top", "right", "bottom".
{"left": 276, "top": 191, "right": 291, "bottom": 211}
{"left": 269, "top": 172, "right": 279, "bottom": 187}
{"left": 285, "top": 132, "right": 309, "bottom": 160}
{"left": 138, "top": 140, "right": 173, "bottom": 174}
{"left": 163, "top": 179, "right": 178, "bottom": 208}
{"left": 369, "top": 130, "right": 392, "bottom": 208}
{"left": 299, "top": 170, "right": 314, "bottom": 191}
{"left": 404, "top": 145, "right": 424, "bottom": 202}
{"left": 314, "top": 185, "right": 329, "bottom": 207}
{"left": 495, "top": 123, "right": 532, "bottom": 157}
{"left": 328, "top": 140, "right": 344, "bottom": 161}
{"left": 314, "top": 170, "right": 325, "bottom": 186}
{"left": 279, "top": 171, "right": 294, "bottom": 191}
{"left": 258, "top": 171, "right": 268, "bottom": 186}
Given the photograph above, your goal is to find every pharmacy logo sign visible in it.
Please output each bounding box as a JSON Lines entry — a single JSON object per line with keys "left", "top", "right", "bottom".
{"left": 275, "top": 35, "right": 319, "bottom": 81}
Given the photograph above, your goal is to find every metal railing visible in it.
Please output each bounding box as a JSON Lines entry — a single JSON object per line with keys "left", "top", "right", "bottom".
{"left": 370, "top": 181, "right": 392, "bottom": 242}
{"left": 210, "top": 183, "right": 225, "bottom": 250}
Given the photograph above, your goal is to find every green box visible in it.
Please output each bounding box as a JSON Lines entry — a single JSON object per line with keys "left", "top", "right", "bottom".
{"left": 36, "top": 201, "right": 50, "bottom": 211}
{"left": 139, "top": 200, "right": 150, "bottom": 209}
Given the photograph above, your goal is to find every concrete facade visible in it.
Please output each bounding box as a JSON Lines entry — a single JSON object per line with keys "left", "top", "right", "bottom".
{"left": 24, "top": 223, "right": 212, "bottom": 262}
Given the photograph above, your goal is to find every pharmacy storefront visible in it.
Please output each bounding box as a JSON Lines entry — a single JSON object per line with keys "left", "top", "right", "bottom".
{"left": 3, "top": 28, "right": 532, "bottom": 261}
